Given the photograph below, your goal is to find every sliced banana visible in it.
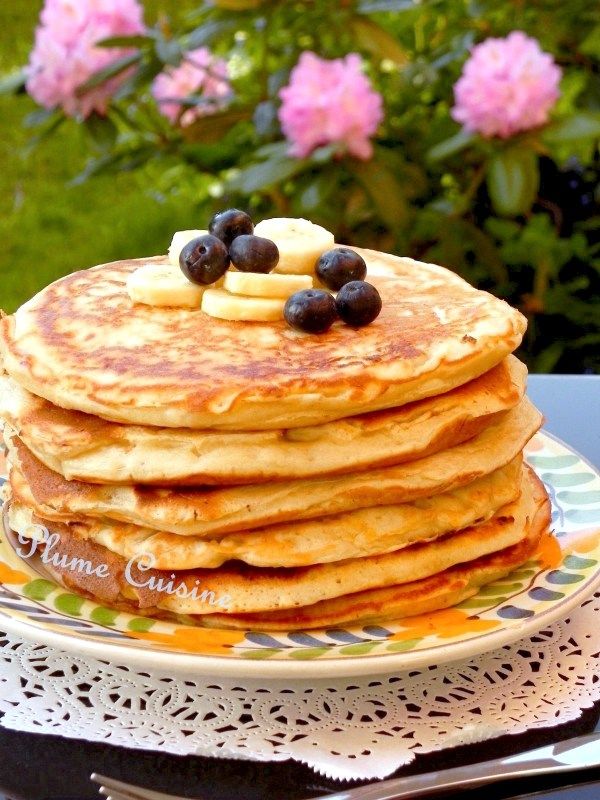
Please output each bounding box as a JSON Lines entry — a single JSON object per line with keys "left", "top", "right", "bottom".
{"left": 253, "top": 218, "right": 334, "bottom": 275}
{"left": 202, "top": 288, "right": 285, "bottom": 321}
{"left": 168, "top": 229, "right": 208, "bottom": 266}
{"left": 127, "top": 263, "right": 204, "bottom": 308}
{"left": 223, "top": 271, "right": 313, "bottom": 299}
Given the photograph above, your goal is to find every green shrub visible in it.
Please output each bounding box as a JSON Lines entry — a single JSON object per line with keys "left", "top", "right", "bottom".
{"left": 4, "top": 0, "right": 600, "bottom": 372}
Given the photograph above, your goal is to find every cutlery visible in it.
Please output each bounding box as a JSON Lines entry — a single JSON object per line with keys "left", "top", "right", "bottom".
{"left": 91, "top": 732, "right": 600, "bottom": 800}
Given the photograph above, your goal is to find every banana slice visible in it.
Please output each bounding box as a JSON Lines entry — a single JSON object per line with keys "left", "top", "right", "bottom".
{"left": 168, "top": 229, "right": 208, "bottom": 266}
{"left": 253, "top": 218, "right": 334, "bottom": 275}
{"left": 223, "top": 271, "right": 313, "bottom": 299}
{"left": 127, "top": 263, "right": 204, "bottom": 308}
{"left": 202, "top": 288, "right": 285, "bottom": 321}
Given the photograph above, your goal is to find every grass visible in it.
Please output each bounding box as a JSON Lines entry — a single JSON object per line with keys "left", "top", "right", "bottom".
{"left": 0, "top": 1, "right": 200, "bottom": 313}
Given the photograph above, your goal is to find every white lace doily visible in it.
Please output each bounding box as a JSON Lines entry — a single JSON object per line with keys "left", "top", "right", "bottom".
{"left": 1, "top": 593, "right": 599, "bottom": 782}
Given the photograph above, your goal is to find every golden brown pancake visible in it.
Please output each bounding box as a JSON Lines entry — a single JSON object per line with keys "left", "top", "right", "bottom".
{"left": 5, "top": 466, "right": 549, "bottom": 625}
{"left": 205, "top": 479, "right": 550, "bottom": 629}
{"left": 8, "top": 456, "right": 522, "bottom": 568}
{"left": 4, "top": 398, "right": 542, "bottom": 536}
{"left": 0, "top": 249, "right": 526, "bottom": 430}
{"left": 0, "top": 356, "right": 526, "bottom": 485}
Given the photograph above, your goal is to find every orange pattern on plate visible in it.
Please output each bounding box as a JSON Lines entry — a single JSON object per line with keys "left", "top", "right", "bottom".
{"left": 534, "top": 530, "right": 563, "bottom": 569}
{"left": 388, "top": 608, "right": 499, "bottom": 642}
{"left": 0, "top": 561, "right": 30, "bottom": 585}
{"left": 127, "top": 626, "right": 245, "bottom": 655}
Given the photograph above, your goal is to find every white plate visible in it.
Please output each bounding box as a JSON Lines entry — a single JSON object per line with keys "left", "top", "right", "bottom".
{"left": 1, "top": 430, "right": 599, "bottom": 678}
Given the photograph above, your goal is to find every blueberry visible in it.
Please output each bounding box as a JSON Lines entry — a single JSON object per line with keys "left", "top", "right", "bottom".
{"left": 336, "top": 281, "right": 382, "bottom": 327}
{"left": 284, "top": 289, "right": 338, "bottom": 334}
{"left": 316, "top": 248, "right": 367, "bottom": 291}
{"left": 179, "top": 234, "right": 230, "bottom": 285}
{"left": 229, "top": 235, "right": 279, "bottom": 273}
{"left": 209, "top": 208, "right": 254, "bottom": 248}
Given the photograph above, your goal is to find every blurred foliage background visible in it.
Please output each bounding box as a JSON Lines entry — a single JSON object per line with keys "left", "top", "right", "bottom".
{"left": 1, "top": 0, "right": 599, "bottom": 372}
{"left": 0, "top": 1, "right": 199, "bottom": 312}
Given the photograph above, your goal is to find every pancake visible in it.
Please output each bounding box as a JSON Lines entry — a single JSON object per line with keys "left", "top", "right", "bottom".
{"left": 0, "top": 356, "right": 526, "bottom": 485}
{"left": 204, "top": 480, "right": 550, "bottom": 629}
{"left": 0, "top": 249, "right": 526, "bottom": 430}
{"left": 4, "top": 398, "right": 542, "bottom": 536}
{"left": 6, "top": 465, "right": 546, "bottom": 619}
{"left": 8, "top": 456, "right": 522, "bottom": 568}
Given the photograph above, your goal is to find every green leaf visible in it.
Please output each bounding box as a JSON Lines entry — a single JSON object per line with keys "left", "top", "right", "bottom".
{"left": 359, "top": 0, "right": 421, "bottom": 11}
{"left": 350, "top": 16, "right": 408, "bottom": 65}
{"left": 23, "top": 579, "right": 56, "bottom": 601}
{"left": 566, "top": 509, "right": 600, "bottom": 524}
{"left": 338, "top": 641, "right": 381, "bottom": 655}
{"left": 112, "top": 61, "right": 161, "bottom": 101}
{"left": 24, "top": 110, "right": 65, "bottom": 152}
{"left": 527, "top": 454, "right": 579, "bottom": 469}
{"left": 96, "top": 35, "right": 154, "bottom": 48}
{"left": 71, "top": 143, "right": 156, "bottom": 184}
{"left": 298, "top": 173, "right": 336, "bottom": 211}
{"left": 557, "top": 490, "right": 600, "bottom": 505}
{"left": 385, "top": 637, "right": 422, "bottom": 652}
{"left": 182, "top": 108, "right": 251, "bottom": 144}
{"left": 127, "top": 617, "right": 155, "bottom": 632}
{"left": 349, "top": 159, "right": 409, "bottom": 229}
{"left": 487, "top": 148, "right": 539, "bottom": 217}
{"left": 289, "top": 647, "right": 330, "bottom": 660}
{"left": 532, "top": 341, "right": 566, "bottom": 374}
{"left": 580, "top": 25, "right": 600, "bottom": 58}
{"left": 84, "top": 113, "right": 118, "bottom": 150}
{"left": 155, "top": 35, "right": 183, "bottom": 66}
{"left": 210, "top": 0, "right": 264, "bottom": 8}
{"left": 75, "top": 53, "right": 140, "bottom": 95}
{"left": 54, "top": 593, "right": 85, "bottom": 616}
{"left": 228, "top": 153, "right": 307, "bottom": 193}
{"left": 0, "top": 68, "right": 26, "bottom": 95}
{"left": 242, "top": 648, "right": 280, "bottom": 660}
{"left": 181, "top": 140, "right": 240, "bottom": 170}
{"left": 543, "top": 113, "right": 600, "bottom": 143}
{"left": 254, "top": 141, "right": 291, "bottom": 159}
{"left": 268, "top": 68, "right": 290, "bottom": 96}
{"left": 253, "top": 100, "right": 279, "bottom": 139}
{"left": 90, "top": 607, "right": 119, "bottom": 626}
{"left": 186, "top": 18, "right": 240, "bottom": 49}
{"left": 24, "top": 107, "right": 59, "bottom": 128}
{"left": 427, "top": 129, "right": 476, "bottom": 162}
{"left": 309, "top": 144, "right": 338, "bottom": 164}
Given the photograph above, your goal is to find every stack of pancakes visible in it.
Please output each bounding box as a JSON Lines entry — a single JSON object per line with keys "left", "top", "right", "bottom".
{"left": 0, "top": 248, "right": 551, "bottom": 630}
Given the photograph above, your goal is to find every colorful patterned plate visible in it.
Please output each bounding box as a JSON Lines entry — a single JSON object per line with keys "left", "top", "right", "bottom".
{"left": 0, "top": 430, "right": 599, "bottom": 679}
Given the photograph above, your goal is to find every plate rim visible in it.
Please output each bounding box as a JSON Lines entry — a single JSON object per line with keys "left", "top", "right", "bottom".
{"left": 1, "top": 428, "right": 599, "bottom": 679}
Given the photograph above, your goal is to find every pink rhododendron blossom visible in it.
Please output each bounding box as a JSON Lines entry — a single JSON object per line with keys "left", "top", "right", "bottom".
{"left": 152, "top": 48, "right": 230, "bottom": 127}
{"left": 26, "top": 0, "right": 145, "bottom": 118}
{"left": 452, "top": 31, "right": 561, "bottom": 139}
{"left": 278, "top": 52, "right": 383, "bottom": 160}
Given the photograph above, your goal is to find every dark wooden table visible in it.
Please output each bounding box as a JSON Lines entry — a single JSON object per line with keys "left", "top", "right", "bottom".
{"left": 1, "top": 374, "right": 599, "bottom": 800}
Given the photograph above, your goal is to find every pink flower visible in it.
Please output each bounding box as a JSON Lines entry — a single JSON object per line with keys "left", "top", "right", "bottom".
{"left": 278, "top": 52, "right": 383, "bottom": 160}
{"left": 26, "top": 0, "right": 145, "bottom": 119}
{"left": 152, "top": 48, "right": 230, "bottom": 127}
{"left": 452, "top": 31, "right": 561, "bottom": 139}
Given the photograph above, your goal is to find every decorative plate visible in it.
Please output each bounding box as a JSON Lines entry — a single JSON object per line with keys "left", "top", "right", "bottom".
{"left": 0, "top": 431, "right": 599, "bottom": 679}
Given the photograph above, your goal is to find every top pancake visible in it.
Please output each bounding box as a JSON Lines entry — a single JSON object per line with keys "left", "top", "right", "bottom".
{"left": 0, "top": 249, "right": 526, "bottom": 430}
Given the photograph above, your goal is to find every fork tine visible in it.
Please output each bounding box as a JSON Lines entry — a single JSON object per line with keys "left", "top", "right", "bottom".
{"left": 97, "top": 789, "right": 139, "bottom": 800}
{"left": 94, "top": 778, "right": 145, "bottom": 800}
{"left": 104, "top": 794, "right": 142, "bottom": 800}
{"left": 91, "top": 773, "right": 194, "bottom": 800}
{"left": 103, "top": 794, "right": 137, "bottom": 800}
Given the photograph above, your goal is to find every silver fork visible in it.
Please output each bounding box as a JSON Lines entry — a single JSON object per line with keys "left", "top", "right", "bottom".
{"left": 91, "top": 731, "right": 600, "bottom": 800}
